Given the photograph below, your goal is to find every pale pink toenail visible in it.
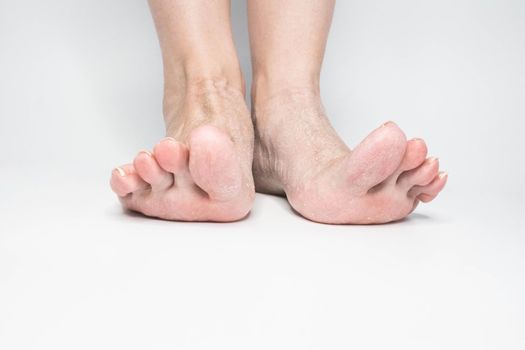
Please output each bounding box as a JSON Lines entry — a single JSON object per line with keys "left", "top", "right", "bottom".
{"left": 139, "top": 150, "right": 152, "bottom": 156}
{"left": 115, "top": 167, "right": 125, "bottom": 176}
{"left": 427, "top": 156, "right": 438, "bottom": 163}
{"left": 439, "top": 171, "right": 448, "bottom": 179}
{"left": 161, "top": 137, "right": 177, "bottom": 143}
{"left": 382, "top": 121, "right": 395, "bottom": 127}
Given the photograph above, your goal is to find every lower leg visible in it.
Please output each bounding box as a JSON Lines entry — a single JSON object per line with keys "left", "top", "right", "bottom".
{"left": 248, "top": 0, "right": 334, "bottom": 101}
{"left": 248, "top": 0, "right": 346, "bottom": 193}
{"left": 248, "top": 0, "right": 447, "bottom": 224}
{"left": 110, "top": 0, "right": 255, "bottom": 221}
{"left": 149, "top": 0, "right": 244, "bottom": 125}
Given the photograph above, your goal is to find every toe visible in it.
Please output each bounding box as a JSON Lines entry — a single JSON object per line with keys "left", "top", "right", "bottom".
{"left": 109, "top": 164, "right": 149, "bottom": 197}
{"left": 188, "top": 125, "right": 242, "bottom": 201}
{"left": 385, "top": 138, "right": 428, "bottom": 184}
{"left": 154, "top": 137, "right": 189, "bottom": 174}
{"left": 398, "top": 138, "right": 428, "bottom": 172}
{"left": 409, "top": 171, "right": 448, "bottom": 202}
{"left": 397, "top": 156, "right": 439, "bottom": 189}
{"left": 346, "top": 121, "right": 407, "bottom": 192}
{"left": 133, "top": 150, "right": 173, "bottom": 190}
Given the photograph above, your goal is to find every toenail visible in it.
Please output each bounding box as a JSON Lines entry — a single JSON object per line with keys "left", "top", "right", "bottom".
{"left": 161, "top": 137, "right": 177, "bottom": 143}
{"left": 410, "top": 137, "right": 423, "bottom": 142}
{"left": 439, "top": 171, "right": 448, "bottom": 179}
{"left": 139, "top": 150, "right": 152, "bottom": 157}
{"left": 382, "top": 121, "right": 395, "bottom": 127}
{"left": 115, "top": 167, "right": 125, "bottom": 177}
{"left": 427, "top": 156, "right": 438, "bottom": 163}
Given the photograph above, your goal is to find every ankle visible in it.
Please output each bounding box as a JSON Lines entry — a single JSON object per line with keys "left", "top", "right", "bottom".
{"left": 251, "top": 75, "right": 320, "bottom": 111}
{"left": 251, "top": 83, "right": 323, "bottom": 127}
{"left": 162, "top": 62, "right": 245, "bottom": 122}
{"left": 251, "top": 66, "right": 320, "bottom": 102}
{"left": 165, "top": 58, "right": 245, "bottom": 94}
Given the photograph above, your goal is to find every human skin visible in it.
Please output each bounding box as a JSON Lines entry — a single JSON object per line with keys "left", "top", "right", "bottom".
{"left": 110, "top": 0, "right": 255, "bottom": 221}
{"left": 110, "top": 0, "right": 447, "bottom": 224}
{"left": 248, "top": 0, "right": 447, "bottom": 223}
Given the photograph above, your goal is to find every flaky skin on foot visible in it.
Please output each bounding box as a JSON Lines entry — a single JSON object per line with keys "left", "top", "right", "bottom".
{"left": 110, "top": 80, "right": 255, "bottom": 222}
{"left": 286, "top": 123, "right": 447, "bottom": 224}
{"left": 110, "top": 0, "right": 258, "bottom": 222}
{"left": 111, "top": 126, "right": 254, "bottom": 222}
{"left": 252, "top": 91, "right": 447, "bottom": 224}
{"left": 110, "top": 0, "right": 446, "bottom": 224}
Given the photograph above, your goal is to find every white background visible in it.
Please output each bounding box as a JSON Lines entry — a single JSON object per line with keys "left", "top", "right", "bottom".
{"left": 1, "top": 1, "right": 524, "bottom": 349}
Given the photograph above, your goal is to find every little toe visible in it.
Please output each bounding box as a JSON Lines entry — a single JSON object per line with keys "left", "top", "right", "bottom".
{"left": 409, "top": 171, "right": 448, "bottom": 202}
{"left": 133, "top": 150, "right": 173, "bottom": 190}
{"left": 110, "top": 164, "right": 149, "bottom": 197}
{"left": 397, "top": 156, "right": 439, "bottom": 189}
{"left": 154, "top": 137, "right": 189, "bottom": 174}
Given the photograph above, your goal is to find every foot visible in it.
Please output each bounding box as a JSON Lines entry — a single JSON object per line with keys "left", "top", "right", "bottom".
{"left": 110, "top": 79, "right": 255, "bottom": 222}
{"left": 253, "top": 90, "right": 447, "bottom": 224}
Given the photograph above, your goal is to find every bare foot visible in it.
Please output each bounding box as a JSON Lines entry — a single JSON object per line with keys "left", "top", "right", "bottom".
{"left": 110, "top": 79, "right": 255, "bottom": 222}
{"left": 253, "top": 90, "right": 447, "bottom": 224}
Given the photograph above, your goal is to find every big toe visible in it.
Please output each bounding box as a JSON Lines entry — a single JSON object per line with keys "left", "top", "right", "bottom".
{"left": 188, "top": 125, "right": 243, "bottom": 201}
{"left": 345, "top": 121, "right": 407, "bottom": 193}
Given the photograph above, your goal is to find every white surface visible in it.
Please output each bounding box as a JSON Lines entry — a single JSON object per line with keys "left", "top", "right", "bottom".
{"left": 1, "top": 0, "right": 524, "bottom": 349}
{"left": 1, "top": 173, "right": 524, "bottom": 349}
